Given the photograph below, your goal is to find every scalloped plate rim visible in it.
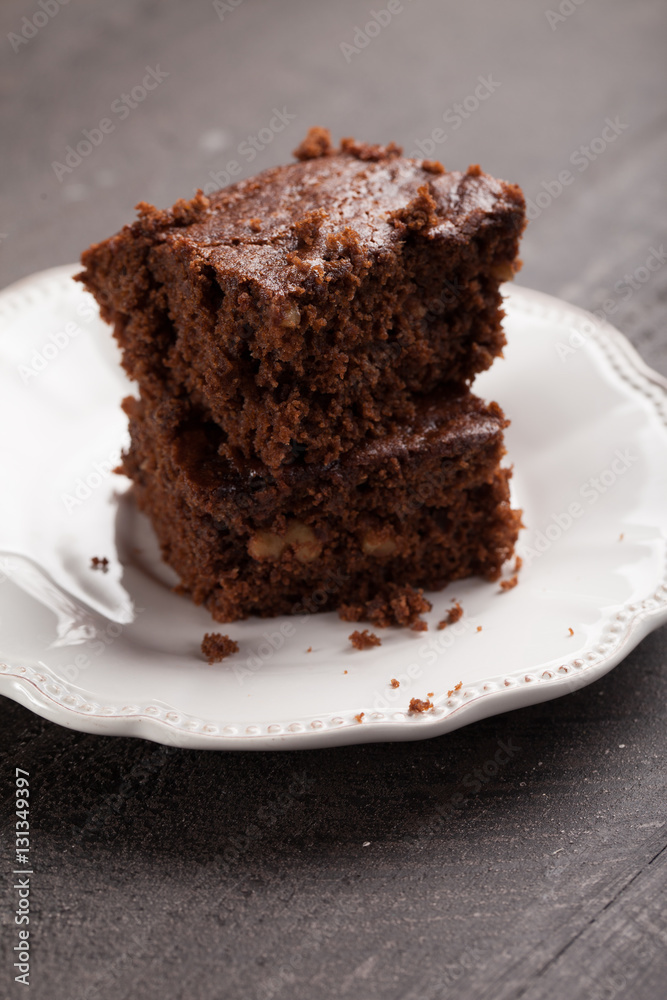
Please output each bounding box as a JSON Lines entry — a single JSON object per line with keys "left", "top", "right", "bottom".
{"left": 0, "top": 265, "right": 666, "bottom": 749}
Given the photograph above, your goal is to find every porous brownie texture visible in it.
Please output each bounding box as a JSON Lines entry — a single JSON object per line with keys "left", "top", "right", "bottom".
{"left": 78, "top": 128, "right": 525, "bottom": 470}
{"left": 121, "top": 390, "right": 521, "bottom": 622}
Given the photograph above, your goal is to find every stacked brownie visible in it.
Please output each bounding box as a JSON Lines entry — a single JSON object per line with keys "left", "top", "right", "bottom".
{"left": 78, "top": 128, "right": 525, "bottom": 622}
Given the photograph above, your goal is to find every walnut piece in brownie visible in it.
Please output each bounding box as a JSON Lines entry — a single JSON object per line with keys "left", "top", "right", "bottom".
{"left": 201, "top": 632, "right": 239, "bottom": 664}
{"left": 349, "top": 629, "right": 382, "bottom": 650}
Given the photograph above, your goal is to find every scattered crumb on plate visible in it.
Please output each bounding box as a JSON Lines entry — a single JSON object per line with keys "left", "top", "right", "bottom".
{"left": 390, "top": 678, "right": 400, "bottom": 688}
{"left": 90, "top": 556, "right": 109, "bottom": 573}
{"left": 409, "top": 696, "right": 434, "bottom": 714}
{"left": 447, "top": 681, "right": 463, "bottom": 697}
{"left": 568, "top": 627, "right": 574, "bottom": 636}
{"left": 201, "top": 632, "right": 239, "bottom": 664}
{"left": 500, "top": 575, "right": 518, "bottom": 592}
{"left": 437, "top": 599, "right": 463, "bottom": 630}
{"left": 355, "top": 712, "right": 365, "bottom": 723}
{"left": 476, "top": 625, "right": 483, "bottom": 632}
{"left": 349, "top": 629, "right": 382, "bottom": 650}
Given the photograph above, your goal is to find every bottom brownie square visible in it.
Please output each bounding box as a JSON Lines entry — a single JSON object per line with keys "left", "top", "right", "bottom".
{"left": 121, "top": 390, "right": 521, "bottom": 622}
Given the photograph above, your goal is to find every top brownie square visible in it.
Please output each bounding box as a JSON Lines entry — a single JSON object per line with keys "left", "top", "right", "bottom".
{"left": 78, "top": 128, "right": 525, "bottom": 469}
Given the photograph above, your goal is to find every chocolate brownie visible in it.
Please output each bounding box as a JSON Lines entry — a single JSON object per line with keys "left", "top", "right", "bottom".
{"left": 78, "top": 128, "right": 525, "bottom": 470}
{"left": 121, "top": 389, "right": 521, "bottom": 622}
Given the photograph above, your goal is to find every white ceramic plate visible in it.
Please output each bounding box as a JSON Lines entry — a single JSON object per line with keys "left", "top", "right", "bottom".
{"left": 0, "top": 265, "right": 666, "bottom": 749}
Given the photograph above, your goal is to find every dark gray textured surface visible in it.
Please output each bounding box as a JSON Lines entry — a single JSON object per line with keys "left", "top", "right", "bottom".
{"left": 1, "top": 1, "right": 666, "bottom": 998}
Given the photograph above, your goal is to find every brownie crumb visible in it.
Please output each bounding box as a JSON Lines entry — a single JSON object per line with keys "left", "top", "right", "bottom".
{"left": 248, "top": 217, "right": 262, "bottom": 232}
{"left": 447, "top": 681, "right": 463, "bottom": 697}
{"left": 500, "top": 575, "right": 518, "bottom": 592}
{"left": 421, "top": 159, "right": 445, "bottom": 175}
{"left": 340, "top": 584, "right": 432, "bottom": 631}
{"left": 389, "top": 183, "right": 439, "bottom": 232}
{"left": 340, "top": 136, "right": 403, "bottom": 162}
{"left": 568, "top": 627, "right": 574, "bottom": 636}
{"left": 90, "top": 556, "right": 109, "bottom": 573}
{"left": 293, "top": 126, "right": 335, "bottom": 161}
{"left": 201, "top": 632, "right": 239, "bottom": 664}
{"left": 427, "top": 691, "right": 434, "bottom": 697}
{"left": 409, "top": 697, "right": 433, "bottom": 714}
{"left": 349, "top": 629, "right": 382, "bottom": 650}
{"left": 514, "top": 556, "right": 523, "bottom": 572}
{"left": 476, "top": 625, "right": 483, "bottom": 633}
{"left": 355, "top": 712, "right": 365, "bottom": 723}
{"left": 306, "top": 646, "right": 312, "bottom": 653}
{"left": 390, "top": 678, "right": 400, "bottom": 689}
{"left": 437, "top": 599, "right": 463, "bottom": 629}
{"left": 619, "top": 532, "right": 624, "bottom": 541}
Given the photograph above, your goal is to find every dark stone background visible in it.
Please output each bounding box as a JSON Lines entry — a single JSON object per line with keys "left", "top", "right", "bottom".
{"left": 1, "top": 1, "right": 666, "bottom": 998}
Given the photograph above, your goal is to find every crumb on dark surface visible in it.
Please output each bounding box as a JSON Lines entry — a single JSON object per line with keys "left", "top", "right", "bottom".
{"left": 90, "top": 556, "right": 109, "bottom": 573}
{"left": 355, "top": 712, "right": 365, "bottom": 723}
{"left": 390, "top": 678, "right": 400, "bottom": 688}
{"left": 201, "top": 632, "right": 239, "bottom": 664}
{"left": 409, "top": 697, "right": 433, "bottom": 714}
{"left": 349, "top": 629, "right": 382, "bottom": 650}
{"left": 437, "top": 599, "right": 463, "bottom": 629}
{"left": 568, "top": 627, "right": 574, "bottom": 636}
{"left": 447, "top": 681, "right": 463, "bottom": 697}
{"left": 500, "top": 575, "right": 518, "bottom": 592}
{"left": 340, "top": 585, "right": 432, "bottom": 631}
